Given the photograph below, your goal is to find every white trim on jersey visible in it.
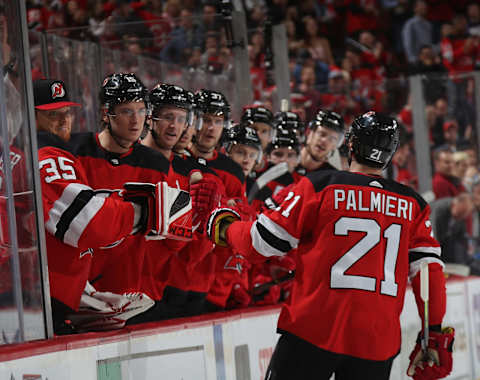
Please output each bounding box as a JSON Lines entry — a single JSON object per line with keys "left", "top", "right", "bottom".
{"left": 408, "top": 246, "right": 441, "bottom": 255}
{"left": 46, "top": 183, "right": 105, "bottom": 248}
{"left": 63, "top": 195, "right": 106, "bottom": 247}
{"left": 250, "top": 213, "right": 299, "bottom": 257}
{"left": 409, "top": 256, "right": 445, "bottom": 281}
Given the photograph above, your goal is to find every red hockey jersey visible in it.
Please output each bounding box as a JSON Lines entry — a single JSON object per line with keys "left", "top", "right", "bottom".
{"left": 226, "top": 170, "right": 446, "bottom": 361}
{"left": 38, "top": 133, "right": 137, "bottom": 310}
{"left": 70, "top": 132, "right": 170, "bottom": 294}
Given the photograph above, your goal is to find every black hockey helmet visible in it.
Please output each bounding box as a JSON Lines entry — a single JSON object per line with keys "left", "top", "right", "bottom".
{"left": 266, "top": 127, "right": 300, "bottom": 155}
{"left": 224, "top": 123, "right": 263, "bottom": 163}
{"left": 346, "top": 111, "right": 400, "bottom": 169}
{"left": 308, "top": 110, "right": 345, "bottom": 147}
{"left": 150, "top": 83, "right": 194, "bottom": 126}
{"left": 273, "top": 111, "right": 304, "bottom": 133}
{"left": 100, "top": 73, "right": 148, "bottom": 112}
{"left": 195, "top": 89, "right": 231, "bottom": 130}
{"left": 196, "top": 89, "right": 230, "bottom": 118}
{"left": 241, "top": 106, "right": 274, "bottom": 127}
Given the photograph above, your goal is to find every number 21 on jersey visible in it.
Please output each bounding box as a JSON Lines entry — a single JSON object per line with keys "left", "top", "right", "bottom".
{"left": 331, "top": 217, "right": 401, "bottom": 297}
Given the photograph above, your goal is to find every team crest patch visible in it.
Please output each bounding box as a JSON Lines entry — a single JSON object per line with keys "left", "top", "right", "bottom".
{"left": 51, "top": 82, "right": 65, "bottom": 99}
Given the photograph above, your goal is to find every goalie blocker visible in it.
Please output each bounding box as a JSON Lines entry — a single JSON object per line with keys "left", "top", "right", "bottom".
{"left": 123, "top": 181, "right": 193, "bottom": 241}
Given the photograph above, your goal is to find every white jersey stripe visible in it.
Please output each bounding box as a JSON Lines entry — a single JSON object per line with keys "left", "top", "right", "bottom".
{"left": 251, "top": 220, "right": 287, "bottom": 257}
{"left": 408, "top": 246, "right": 441, "bottom": 256}
{"left": 409, "top": 256, "right": 445, "bottom": 281}
{"left": 63, "top": 196, "right": 106, "bottom": 247}
{"left": 257, "top": 214, "right": 299, "bottom": 248}
{"left": 45, "top": 183, "right": 91, "bottom": 236}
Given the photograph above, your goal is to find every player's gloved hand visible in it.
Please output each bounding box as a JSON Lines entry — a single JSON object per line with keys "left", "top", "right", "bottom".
{"left": 122, "top": 182, "right": 157, "bottom": 234}
{"left": 206, "top": 208, "right": 240, "bottom": 247}
{"left": 407, "top": 327, "right": 455, "bottom": 379}
{"left": 189, "top": 171, "right": 220, "bottom": 232}
{"left": 229, "top": 283, "right": 251, "bottom": 308}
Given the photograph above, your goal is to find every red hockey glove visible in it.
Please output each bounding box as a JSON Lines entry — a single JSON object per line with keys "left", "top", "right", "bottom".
{"left": 190, "top": 174, "right": 221, "bottom": 232}
{"left": 252, "top": 274, "right": 281, "bottom": 305}
{"left": 229, "top": 283, "right": 251, "bottom": 308}
{"left": 206, "top": 208, "right": 240, "bottom": 247}
{"left": 407, "top": 327, "right": 455, "bottom": 380}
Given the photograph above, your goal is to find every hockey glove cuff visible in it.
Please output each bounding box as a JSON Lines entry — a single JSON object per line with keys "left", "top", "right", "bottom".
{"left": 206, "top": 208, "right": 240, "bottom": 247}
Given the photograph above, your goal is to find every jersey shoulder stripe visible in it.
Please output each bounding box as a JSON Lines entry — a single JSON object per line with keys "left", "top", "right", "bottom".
{"left": 209, "top": 152, "right": 245, "bottom": 183}
{"left": 307, "top": 170, "right": 428, "bottom": 210}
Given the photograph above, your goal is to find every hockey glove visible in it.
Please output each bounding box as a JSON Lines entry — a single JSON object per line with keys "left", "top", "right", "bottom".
{"left": 206, "top": 208, "right": 240, "bottom": 247}
{"left": 407, "top": 327, "right": 455, "bottom": 379}
{"left": 123, "top": 182, "right": 193, "bottom": 241}
{"left": 190, "top": 174, "right": 221, "bottom": 232}
{"left": 122, "top": 182, "right": 157, "bottom": 234}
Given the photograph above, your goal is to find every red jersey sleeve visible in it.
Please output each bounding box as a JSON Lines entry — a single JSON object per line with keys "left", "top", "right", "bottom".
{"left": 408, "top": 204, "right": 446, "bottom": 326}
{"left": 39, "top": 146, "right": 135, "bottom": 250}
{"left": 226, "top": 177, "right": 318, "bottom": 262}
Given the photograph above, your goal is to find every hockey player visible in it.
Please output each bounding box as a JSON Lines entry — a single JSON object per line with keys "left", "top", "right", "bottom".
{"left": 70, "top": 73, "right": 172, "bottom": 297}
{"left": 224, "top": 123, "right": 263, "bottom": 177}
{"left": 241, "top": 105, "right": 275, "bottom": 152}
{"left": 207, "top": 111, "right": 454, "bottom": 379}
{"left": 133, "top": 83, "right": 222, "bottom": 320}
{"left": 33, "top": 78, "right": 164, "bottom": 332}
{"left": 248, "top": 127, "right": 300, "bottom": 211}
{"left": 173, "top": 90, "right": 197, "bottom": 156}
{"left": 189, "top": 89, "right": 246, "bottom": 200}
{"left": 296, "top": 110, "right": 345, "bottom": 174}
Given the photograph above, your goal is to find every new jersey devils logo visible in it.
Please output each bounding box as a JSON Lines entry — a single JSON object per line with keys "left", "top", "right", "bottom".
{"left": 51, "top": 82, "right": 65, "bottom": 99}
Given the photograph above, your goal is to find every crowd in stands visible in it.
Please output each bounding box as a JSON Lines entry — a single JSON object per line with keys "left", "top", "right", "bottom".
{"left": 0, "top": 0, "right": 477, "bottom": 333}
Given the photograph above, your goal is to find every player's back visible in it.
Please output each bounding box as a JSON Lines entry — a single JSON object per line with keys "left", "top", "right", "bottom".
{"left": 276, "top": 170, "right": 437, "bottom": 361}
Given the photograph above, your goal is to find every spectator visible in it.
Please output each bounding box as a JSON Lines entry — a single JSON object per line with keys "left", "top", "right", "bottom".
{"left": 387, "top": 0, "right": 412, "bottom": 55}
{"left": 408, "top": 44, "right": 447, "bottom": 104}
{"left": 194, "top": 1, "right": 221, "bottom": 51}
{"left": 441, "top": 119, "right": 460, "bottom": 152}
{"left": 452, "top": 150, "right": 469, "bottom": 186}
{"left": 441, "top": 13, "right": 479, "bottom": 118}
{"left": 345, "top": 0, "right": 380, "bottom": 36}
{"left": 387, "top": 126, "right": 417, "bottom": 188}
{"left": 301, "top": 15, "right": 334, "bottom": 66}
{"left": 471, "top": 178, "right": 480, "bottom": 247}
{"left": 458, "top": 143, "right": 479, "bottom": 191}
{"left": 467, "top": 3, "right": 480, "bottom": 37}
{"left": 402, "top": 0, "right": 433, "bottom": 64}
{"left": 431, "top": 96, "right": 449, "bottom": 147}
{"left": 432, "top": 145, "right": 466, "bottom": 199}
{"left": 160, "top": 9, "right": 201, "bottom": 64}
{"left": 293, "top": 66, "right": 321, "bottom": 118}
{"left": 106, "top": 0, "right": 153, "bottom": 42}
{"left": 430, "top": 192, "right": 479, "bottom": 274}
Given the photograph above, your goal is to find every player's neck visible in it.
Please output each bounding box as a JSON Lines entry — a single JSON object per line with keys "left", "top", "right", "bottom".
{"left": 349, "top": 161, "right": 383, "bottom": 176}
{"left": 191, "top": 143, "right": 214, "bottom": 160}
{"left": 300, "top": 146, "right": 326, "bottom": 171}
{"left": 98, "top": 129, "right": 131, "bottom": 154}
{"left": 142, "top": 133, "right": 172, "bottom": 160}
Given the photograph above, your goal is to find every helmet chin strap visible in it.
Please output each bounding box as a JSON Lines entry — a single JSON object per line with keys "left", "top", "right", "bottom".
{"left": 106, "top": 119, "right": 134, "bottom": 150}
{"left": 150, "top": 127, "right": 169, "bottom": 152}
{"left": 193, "top": 139, "right": 215, "bottom": 154}
{"left": 306, "top": 144, "right": 328, "bottom": 163}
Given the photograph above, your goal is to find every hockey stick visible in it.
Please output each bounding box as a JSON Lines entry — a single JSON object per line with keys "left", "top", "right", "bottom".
{"left": 252, "top": 270, "right": 295, "bottom": 301}
{"left": 420, "top": 262, "right": 431, "bottom": 360}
